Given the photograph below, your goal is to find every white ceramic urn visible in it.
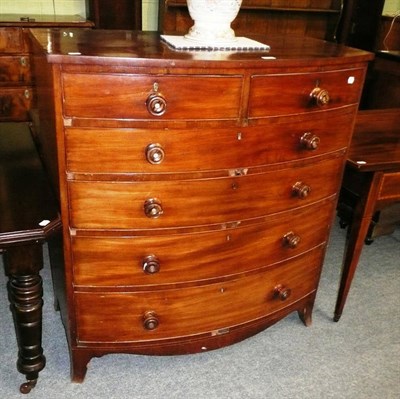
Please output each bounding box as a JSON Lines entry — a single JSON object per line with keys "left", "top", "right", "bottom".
{"left": 185, "top": 0, "right": 243, "bottom": 43}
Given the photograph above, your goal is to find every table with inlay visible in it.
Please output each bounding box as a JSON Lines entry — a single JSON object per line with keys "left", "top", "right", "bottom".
{"left": 334, "top": 109, "right": 400, "bottom": 321}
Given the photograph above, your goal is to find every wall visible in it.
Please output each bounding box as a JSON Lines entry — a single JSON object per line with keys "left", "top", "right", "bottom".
{"left": 0, "top": 0, "right": 159, "bottom": 30}
{"left": 0, "top": 0, "right": 85, "bottom": 16}
{"left": 383, "top": 0, "right": 400, "bottom": 15}
{"left": 2, "top": 1, "right": 397, "bottom": 31}
{"left": 142, "top": 0, "right": 158, "bottom": 30}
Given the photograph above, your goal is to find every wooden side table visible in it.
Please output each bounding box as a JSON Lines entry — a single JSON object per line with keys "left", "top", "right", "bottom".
{"left": 335, "top": 109, "right": 400, "bottom": 321}
{"left": 0, "top": 122, "right": 61, "bottom": 393}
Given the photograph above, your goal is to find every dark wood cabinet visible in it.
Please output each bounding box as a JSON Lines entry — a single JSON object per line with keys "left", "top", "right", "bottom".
{"left": 87, "top": 0, "right": 142, "bottom": 30}
{"left": 0, "top": 15, "right": 93, "bottom": 122}
{"left": 159, "top": 0, "right": 344, "bottom": 41}
{"left": 336, "top": 0, "right": 386, "bottom": 51}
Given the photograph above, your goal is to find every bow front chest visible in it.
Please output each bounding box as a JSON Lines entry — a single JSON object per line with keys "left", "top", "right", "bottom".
{"left": 29, "top": 29, "right": 372, "bottom": 381}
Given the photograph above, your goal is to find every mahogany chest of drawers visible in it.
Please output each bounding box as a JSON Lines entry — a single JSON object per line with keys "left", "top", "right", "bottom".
{"left": 29, "top": 29, "right": 372, "bottom": 382}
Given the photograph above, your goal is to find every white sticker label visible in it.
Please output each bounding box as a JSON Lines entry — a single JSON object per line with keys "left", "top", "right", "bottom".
{"left": 39, "top": 220, "right": 51, "bottom": 227}
{"left": 348, "top": 76, "right": 355, "bottom": 84}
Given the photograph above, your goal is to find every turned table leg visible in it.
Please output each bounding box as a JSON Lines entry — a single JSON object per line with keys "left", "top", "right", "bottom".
{"left": 3, "top": 244, "right": 46, "bottom": 394}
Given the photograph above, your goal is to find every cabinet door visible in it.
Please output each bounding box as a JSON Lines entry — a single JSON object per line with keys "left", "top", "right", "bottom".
{"left": 88, "top": 0, "right": 142, "bottom": 30}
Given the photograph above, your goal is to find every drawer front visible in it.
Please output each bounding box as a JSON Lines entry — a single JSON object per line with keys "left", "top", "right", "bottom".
{"left": 379, "top": 172, "right": 400, "bottom": 201}
{"left": 75, "top": 247, "right": 323, "bottom": 343}
{"left": 62, "top": 73, "right": 242, "bottom": 120}
{"left": 72, "top": 200, "right": 335, "bottom": 287}
{"left": 0, "top": 56, "right": 31, "bottom": 84}
{"left": 68, "top": 156, "right": 343, "bottom": 229}
{"left": 249, "top": 68, "right": 365, "bottom": 118}
{"left": 0, "top": 28, "right": 26, "bottom": 53}
{"left": 65, "top": 108, "right": 355, "bottom": 174}
{"left": 0, "top": 87, "right": 33, "bottom": 121}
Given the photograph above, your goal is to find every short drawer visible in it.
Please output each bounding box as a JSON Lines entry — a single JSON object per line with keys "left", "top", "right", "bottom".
{"left": 65, "top": 107, "right": 355, "bottom": 174}
{"left": 68, "top": 156, "right": 343, "bottom": 229}
{"left": 0, "top": 56, "right": 31, "bottom": 84}
{"left": 0, "top": 87, "right": 33, "bottom": 121}
{"left": 75, "top": 246, "right": 323, "bottom": 343}
{"left": 62, "top": 73, "right": 242, "bottom": 120}
{"left": 72, "top": 200, "right": 335, "bottom": 287}
{"left": 248, "top": 68, "right": 366, "bottom": 118}
{"left": 0, "top": 28, "right": 26, "bottom": 53}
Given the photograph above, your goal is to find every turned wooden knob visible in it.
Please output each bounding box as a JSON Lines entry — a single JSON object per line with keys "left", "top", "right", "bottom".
{"left": 283, "top": 231, "right": 301, "bottom": 248}
{"left": 142, "top": 255, "right": 160, "bottom": 274}
{"left": 143, "top": 311, "right": 159, "bottom": 330}
{"left": 145, "top": 143, "right": 165, "bottom": 164}
{"left": 274, "top": 284, "right": 292, "bottom": 301}
{"left": 292, "top": 181, "right": 311, "bottom": 199}
{"left": 146, "top": 83, "right": 167, "bottom": 116}
{"left": 144, "top": 198, "right": 163, "bottom": 218}
{"left": 310, "top": 87, "right": 330, "bottom": 107}
{"left": 300, "top": 132, "right": 320, "bottom": 150}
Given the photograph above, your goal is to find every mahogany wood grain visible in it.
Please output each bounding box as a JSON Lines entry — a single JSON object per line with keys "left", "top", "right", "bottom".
{"left": 29, "top": 28, "right": 372, "bottom": 382}
{"left": 72, "top": 200, "right": 335, "bottom": 287}
{"left": 68, "top": 156, "right": 343, "bottom": 229}
{"left": 64, "top": 107, "right": 354, "bottom": 174}
{"left": 248, "top": 68, "right": 366, "bottom": 117}
{"left": 62, "top": 73, "right": 243, "bottom": 120}
{"left": 75, "top": 247, "right": 323, "bottom": 343}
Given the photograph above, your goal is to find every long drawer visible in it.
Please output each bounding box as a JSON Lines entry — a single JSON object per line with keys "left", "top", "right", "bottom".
{"left": 249, "top": 68, "right": 366, "bottom": 118}
{"left": 0, "top": 56, "right": 31, "bottom": 84}
{"left": 62, "top": 73, "right": 242, "bottom": 120}
{"left": 72, "top": 199, "right": 335, "bottom": 287}
{"left": 75, "top": 246, "right": 324, "bottom": 343}
{"left": 0, "top": 87, "right": 32, "bottom": 121}
{"left": 68, "top": 156, "right": 343, "bottom": 229}
{"left": 65, "top": 108, "right": 355, "bottom": 174}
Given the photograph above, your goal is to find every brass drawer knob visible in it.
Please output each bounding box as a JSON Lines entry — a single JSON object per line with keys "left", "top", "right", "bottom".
{"left": 146, "top": 83, "right": 167, "bottom": 116}
{"left": 143, "top": 311, "right": 159, "bottom": 330}
{"left": 292, "top": 181, "right": 311, "bottom": 199}
{"left": 282, "top": 231, "right": 301, "bottom": 248}
{"left": 145, "top": 143, "right": 165, "bottom": 164}
{"left": 310, "top": 87, "right": 330, "bottom": 107}
{"left": 300, "top": 132, "right": 320, "bottom": 150}
{"left": 273, "top": 285, "right": 292, "bottom": 301}
{"left": 144, "top": 198, "right": 164, "bottom": 218}
{"left": 142, "top": 254, "right": 160, "bottom": 274}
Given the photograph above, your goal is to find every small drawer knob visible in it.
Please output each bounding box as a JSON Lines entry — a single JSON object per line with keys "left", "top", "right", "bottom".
{"left": 283, "top": 231, "right": 301, "bottom": 248}
{"left": 143, "top": 311, "right": 159, "bottom": 330}
{"left": 145, "top": 143, "right": 165, "bottom": 164}
{"left": 273, "top": 285, "right": 292, "bottom": 301}
{"left": 300, "top": 132, "right": 320, "bottom": 150}
{"left": 292, "top": 181, "right": 311, "bottom": 199}
{"left": 144, "top": 198, "right": 163, "bottom": 218}
{"left": 142, "top": 254, "right": 160, "bottom": 274}
{"left": 310, "top": 87, "right": 330, "bottom": 107}
{"left": 146, "top": 83, "right": 167, "bottom": 116}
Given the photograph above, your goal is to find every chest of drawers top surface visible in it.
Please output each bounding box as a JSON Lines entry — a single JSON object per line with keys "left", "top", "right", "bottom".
{"left": 31, "top": 29, "right": 372, "bottom": 68}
